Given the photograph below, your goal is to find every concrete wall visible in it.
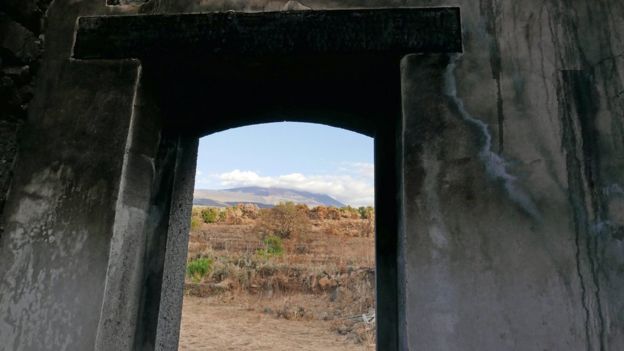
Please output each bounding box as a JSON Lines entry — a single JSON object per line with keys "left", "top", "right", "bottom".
{"left": 0, "top": 0, "right": 623, "bottom": 350}
{"left": 0, "top": 1, "right": 49, "bottom": 215}
{"left": 0, "top": 57, "right": 140, "bottom": 349}
{"left": 140, "top": 1, "right": 624, "bottom": 349}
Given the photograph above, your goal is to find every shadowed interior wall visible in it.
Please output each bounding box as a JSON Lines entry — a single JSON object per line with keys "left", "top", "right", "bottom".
{"left": 0, "top": 2, "right": 50, "bottom": 214}
{"left": 0, "top": 59, "right": 141, "bottom": 349}
{"left": 0, "top": 1, "right": 623, "bottom": 351}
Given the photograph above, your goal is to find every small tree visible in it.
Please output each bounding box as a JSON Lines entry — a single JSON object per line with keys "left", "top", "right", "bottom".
{"left": 201, "top": 207, "right": 220, "bottom": 223}
{"left": 224, "top": 205, "right": 244, "bottom": 224}
{"left": 255, "top": 202, "right": 311, "bottom": 239}
{"left": 358, "top": 206, "right": 375, "bottom": 220}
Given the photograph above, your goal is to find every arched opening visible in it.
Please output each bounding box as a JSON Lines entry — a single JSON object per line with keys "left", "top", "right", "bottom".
{"left": 95, "top": 52, "right": 403, "bottom": 351}
{"left": 126, "top": 52, "right": 405, "bottom": 348}
{"left": 180, "top": 122, "right": 375, "bottom": 350}
{"left": 79, "top": 11, "right": 433, "bottom": 348}
{"left": 0, "top": 8, "right": 466, "bottom": 351}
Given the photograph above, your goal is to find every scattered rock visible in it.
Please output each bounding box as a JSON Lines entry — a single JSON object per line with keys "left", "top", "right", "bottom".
{"left": 214, "top": 278, "right": 234, "bottom": 290}
{"left": 336, "top": 323, "right": 350, "bottom": 335}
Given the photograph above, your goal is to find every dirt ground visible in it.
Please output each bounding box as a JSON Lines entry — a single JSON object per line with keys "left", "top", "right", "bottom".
{"left": 179, "top": 296, "right": 373, "bottom": 351}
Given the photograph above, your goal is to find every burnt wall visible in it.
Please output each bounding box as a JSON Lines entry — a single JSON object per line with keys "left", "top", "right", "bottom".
{"left": 136, "top": 3, "right": 624, "bottom": 349}
{"left": 138, "top": 1, "right": 624, "bottom": 349}
{"left": 0, "top": 1, "right": 50, "bottom": 216}
{"left": 0, "top": 1, "right": 623, "bottom": 350}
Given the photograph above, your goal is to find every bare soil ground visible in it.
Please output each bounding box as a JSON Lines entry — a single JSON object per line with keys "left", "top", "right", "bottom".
{"left": 179, "top": 296, "right": 373, "bottom": 351}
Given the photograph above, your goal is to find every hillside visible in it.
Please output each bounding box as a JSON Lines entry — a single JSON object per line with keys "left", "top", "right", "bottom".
{"left": 193, "top": 186, "right": 345, "bottom": 207}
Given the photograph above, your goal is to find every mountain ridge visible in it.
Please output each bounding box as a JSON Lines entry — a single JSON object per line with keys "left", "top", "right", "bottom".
{"left": 193, "top": 186, "right": 345, "bottom": 207}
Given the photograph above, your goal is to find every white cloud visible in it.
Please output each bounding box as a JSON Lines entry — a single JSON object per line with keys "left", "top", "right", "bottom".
{"left": 340, "top": 162, "right": 374, "bottom": 179}
{"left": 194, "top": 169, "right": 212, "bottom": 187}
{"left": 208, "top": 169, "right": 374, "bottom": 206}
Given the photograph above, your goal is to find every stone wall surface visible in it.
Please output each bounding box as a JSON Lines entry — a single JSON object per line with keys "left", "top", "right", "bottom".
{"left": 0, "top": 2, "right": 48, "bottom": 215}
{"left": 0, "top": 58, "right": 141, "bottom": 350}
{"left": 0, "top": 0, "right": 622, "bottom": 350}
{"left": 0, "top": 2, "right": 142, "bottom": 350}
{"left": 144, "top": 1, "right": 624, "bottom": 349}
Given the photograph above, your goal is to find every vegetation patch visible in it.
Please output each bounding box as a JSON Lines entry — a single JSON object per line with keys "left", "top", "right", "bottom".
{"left": 256, "top": 235, "right": 284, "bottom": 259}
{"left": 201, "top": 207, "right": 220, "bottom": 223}
{"left": 186, "top": 257, "right": 213, "bottom": 283}
{"left": 255, "top": 202, "right": 311, "bottom": 239}
{"left": 184, "top": 203, "right": 376, "bottom": 347}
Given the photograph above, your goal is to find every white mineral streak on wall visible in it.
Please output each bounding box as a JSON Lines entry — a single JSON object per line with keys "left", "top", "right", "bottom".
{"left": 443, "top": 54, "right": 541, "bottom": 220}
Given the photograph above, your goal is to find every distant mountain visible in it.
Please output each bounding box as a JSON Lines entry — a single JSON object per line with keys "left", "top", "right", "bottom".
{"left": 193, "top": 186, "right": 345, "bottom": 207}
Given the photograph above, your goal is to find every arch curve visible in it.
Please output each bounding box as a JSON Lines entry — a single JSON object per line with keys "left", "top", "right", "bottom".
{"left": 142, "top": 55, "right": 402, "bottom": 139}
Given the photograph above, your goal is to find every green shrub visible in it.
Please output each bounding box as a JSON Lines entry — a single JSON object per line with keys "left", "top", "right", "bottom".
{"left": 264, "top": 235, "right": 284, "bottom": 256}
{"left": 256, "top": 235, "right": 284, "bottom": 259}
{"left": 186, "top": 257, "right": 213, "bottom": 283}
{"left": 218, "top": 210, "right": 227, "bottom": 222}
{"left": 190, "top": 216, "right": 202, "bottom": 231}
{"left": 201, "top": 208, "right": 220, "bottom": 224}
{"left": 358, "top": 206, "right": 375, "bottom": 220}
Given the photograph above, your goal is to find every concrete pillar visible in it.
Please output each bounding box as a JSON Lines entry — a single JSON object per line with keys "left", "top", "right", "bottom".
{"left": 91, "top": 70, "right": 198, "bottom": 351}
{"left": 93, "top": 68, "right": 170, "bottom": 351}
{"left": 0, "top": 60, "right": 141, "bottom": 351}
{"left": 153, "top": 137, "right": 197, "bottom": 351}
{"left": 0, "top": 58, "right": 198, "bottom": 351}
{"left": 400, "top": 54, "right": 591, "bottom": 350}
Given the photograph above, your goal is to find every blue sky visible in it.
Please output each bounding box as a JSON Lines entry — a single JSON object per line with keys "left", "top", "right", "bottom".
{"left": 195, "top": 122, "right": 374, "bottom": 206}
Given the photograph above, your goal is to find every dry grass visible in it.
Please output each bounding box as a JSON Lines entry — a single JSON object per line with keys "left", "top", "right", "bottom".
{"left": 182, "top": 210, "right": 376, "bottom": 349}
{"left": 188, "top": 220, "right": 374, "bottom": 267}
{"left": 180, "top": 296, "right": 375, "bottom": 351}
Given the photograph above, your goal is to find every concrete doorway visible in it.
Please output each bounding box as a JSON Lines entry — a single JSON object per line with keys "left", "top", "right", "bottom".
{"left": 131, "top": 59, "right": 405, "bottom": 350}
{"left": 4, "top": 3, "right": 624, "bottom": 351}
{"left": 69, "top": 9, "right": 460, "bottom": 350}
{"left": 0, "top": 8, "right": 462, "bottom": 351}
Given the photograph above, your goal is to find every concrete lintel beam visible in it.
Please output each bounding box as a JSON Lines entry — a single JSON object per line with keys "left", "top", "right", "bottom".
{"left": 72, "top": 8, "right": 462, "bottom": 60}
